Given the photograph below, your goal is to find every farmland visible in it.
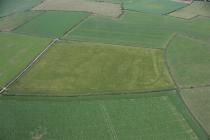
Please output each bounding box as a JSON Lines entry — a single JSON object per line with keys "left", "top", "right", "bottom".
{"left": 0, "top": 11, "right": 43, "bottom": 32}
{"left": 167, "top": 34, "right": 210, "bottom": 88}
{"left": 65, "top": 11, "right": 210, "bottom": 48}
{"left": 169, "top": 1, "right": 210, "bottom": 19}
{"left": 32, "top": 0, "right": 122, "bottom": 18}
{"left": 0, "top": 32, "right": 51, "bottom": 88}
{"left": 122, "top": 0, "right": 188, "bottom": 15}
{"left": 9, "top": 41, "right": 174, "bottom": 96}
{"left": 15, "top": 11, "right": 90, "bottom": 38}
{"left": 0, "top": 91, "right": 207, "bottom": 140}
{"left": 0, "top": 0, "right": 210, "bottom": 139}
{"left": 181, "top": 87, "right": 210, "bottom": 136}
{"left": 0, "top": 0, "right": 43, "bottom": 17}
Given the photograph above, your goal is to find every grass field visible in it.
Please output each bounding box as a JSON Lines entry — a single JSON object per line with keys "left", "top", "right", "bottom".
{"left": 65, "top": 11, "right": 210, "bottom": 48}
{"left": 9, "top": 41, "right": 174, "bottom": 96}
{"left": 0, "top": 32, "right": 51, "bottom": 88}
{"left": 14, "top": 11, "right": 90, "bottom": 38}
{"left": 167, "top": 34, "right": 210, "bottom": 88}
{"left": 0, "top": 11, "right": 43, "bottom": 31}
{"left": 0, "top": 91, "right": 207, "bottom": 140}
{"left": 122, "top": 0, "right": 187, "bottom": 15}
{"left": 181, "top": 87, "right": 210, "bottom": 136}
{"left": 169, "top": 1, "right": 210, "bottom": 19}
{"left": 0, "top": 0, "right": 43, "bottom": 17}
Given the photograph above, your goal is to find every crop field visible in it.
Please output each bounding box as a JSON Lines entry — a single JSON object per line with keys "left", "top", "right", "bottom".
{"left": 0, "top": 91, "right": 207, "bottom": 140}
{"left": 32, "top": 0, "right": 122, "bottom": 18}
{"left": 169, "top": 1, "right": 210, "bottom": 19}
{"left": 167, "top": 34, "right": 210, "bottom": 88}
{"left": 181, "top": 87, "right": 210, "bottom": 135}
{"left": 1, "top": 0, "right": 210, "bottom": 139}
{"left": 181, "top": 87, "right": 210, "bottom": 136}
{"left": 65, "top": 11, "right": 210, "bottom": 48}
{"left": 9, "top": 41, "right": 174, "bottom": 96}
{"left": 14, "top": 11, "right": 90, "bottom": 38}
{"left": 122, "top": 0, "right": 188, "bottom": 15}
{"left": 0, "top": 11, "right": 43, "bottom": 32}
{"left": 0, "top": 32, "right": 51, "bottom": 88}
{"left": 0, "top": 0, "right": 43, "bottom": 17}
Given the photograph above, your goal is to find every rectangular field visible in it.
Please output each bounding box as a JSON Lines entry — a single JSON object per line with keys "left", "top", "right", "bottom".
{"left": 0, "top": 91, "right": 207, "bottom": 140}
{"left": 65, "top": 11, "right": 210, "bottom": 48}
{"left": 181, "top": 87, "right": 210, "bottom": 136}
{"left": 14, "top": 11, "right": 90, "bottom": 38}
{"left": 32, "top": 0, "right": 122, "bottom": 18}
{"left": 9, "top": 41, "right": 174, "bottom": 96}
{"left": 0, "top": 32, "right": 51, "bottom": 88}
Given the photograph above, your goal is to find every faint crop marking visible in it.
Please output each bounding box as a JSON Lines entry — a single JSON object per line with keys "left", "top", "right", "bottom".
{"left": 98, "top": 101, "right": 119, "bottom": 140}
{"left": 30, "top": 126, "right": 47, "bottom": 140}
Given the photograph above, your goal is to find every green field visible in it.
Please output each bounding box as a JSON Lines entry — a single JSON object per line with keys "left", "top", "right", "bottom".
{"left": 0, "top": 11, "right": 43, "bottom": 31}
{"left": 167, "top": 34, "right": 210, "bottom": 88}
{"left": 0, "top": 32, "right": 51, "bottom": 88}
{"left": 169, "top": 1, "right": 210, "bottom": 19}
{"left": 9, "top": 41, "right": 174, "bottom": 96}
{"left": 65, "top": 11, "right": 210, "bottom": 48}
{"left": 0, "top": 91, "right": 207, "bottom": 140}
{"left": 14, "top": 11, "right": 90, "bottom": 38}
{"left": 0, "top": 0, "right": 42, "bottom": 17}
{"left": 181, "top": 87, "right": 210, "bottom": 136}
{"left": 122, "top": 0, "right": 187, "bottom": 15}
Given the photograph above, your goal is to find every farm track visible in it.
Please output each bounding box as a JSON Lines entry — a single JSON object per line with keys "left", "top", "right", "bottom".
{"left": 62, "top": 14, "right": 92, "bottom": 37}
{"left": 0, "top": 38, "right": 59, "bottom": 95}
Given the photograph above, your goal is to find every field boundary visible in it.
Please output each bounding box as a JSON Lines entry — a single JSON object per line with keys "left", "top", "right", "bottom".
{"left": 62, "top": 13, "right": 92, "bottom": 38}
{"left": 163, "top": 32, "right": 179, "bottom": 88}
{"left": 60, "top": 38, "right": 163, "bottom": 51}
{"left": 163, "top": 2, "right": 190, "bottom": 15}
{"left": 6, "top": 88, "right": 176, "bottom": 98}
{"left": 0, "top": 38, "right": 59, "bottom": 95}
{"left": 11, "top": 11, "right": 46, "bottom": 32}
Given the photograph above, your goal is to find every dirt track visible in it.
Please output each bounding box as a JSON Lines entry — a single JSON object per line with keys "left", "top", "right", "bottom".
{"left": 33, "top": 0, "right": 122, "bottom": 17}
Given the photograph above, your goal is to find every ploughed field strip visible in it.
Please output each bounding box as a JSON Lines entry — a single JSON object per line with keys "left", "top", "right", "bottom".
{"left": 0, "top": 91, "right": 206, "bottom": 140}
{"left": 0, "top": 11, "right": 43, "bottom": 32}
{"left": 0, "top": 32, "right": 51, "bottom": 88}
{"left": 169, "top": 1, "right": 210, "bottom": 19}
{"left": 167, "top": 34, "right": 210, "bottom": 88}
{"left": 0, "top": 0, "right": 43, "bottom": 17}
{"left": 181, "top": 87, "right": 210, "bottom": 136}
{"left": 14, "top": 11, "right": 90, "bottom": 38}
{"left": 32, "top": 0, "right": 122, "bottom": 18}
{"left": 9, "top": 41, "right": 174, "bottom": 96}
{"left": 65, "top": 11, "right": 210, "bottom": 48}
